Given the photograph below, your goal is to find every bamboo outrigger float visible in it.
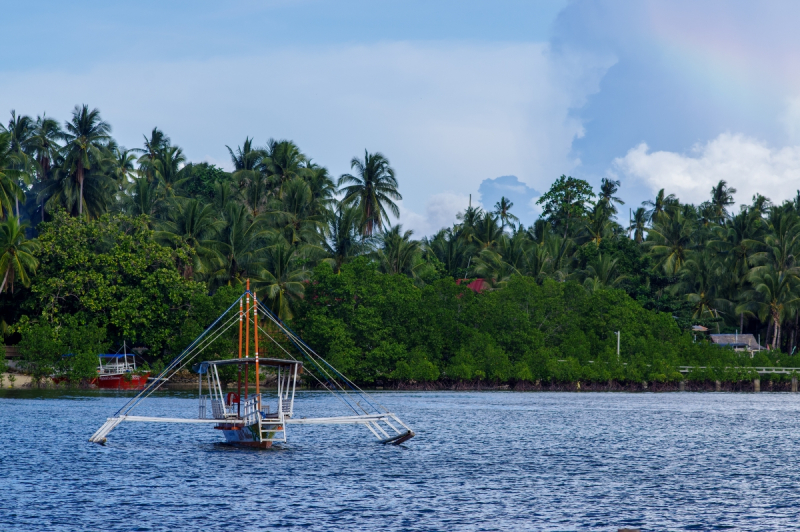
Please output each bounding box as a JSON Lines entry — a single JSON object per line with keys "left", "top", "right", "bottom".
{"left": 89, "top": 281, "right": 415, "bottom": 448}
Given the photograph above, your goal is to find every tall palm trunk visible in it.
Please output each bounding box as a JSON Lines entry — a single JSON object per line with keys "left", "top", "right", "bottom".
{"left": 0, "top": 267, "right": 9, "bottom": 294}
{"left": 77, "top": 160, "right": 84, "bottom": 217}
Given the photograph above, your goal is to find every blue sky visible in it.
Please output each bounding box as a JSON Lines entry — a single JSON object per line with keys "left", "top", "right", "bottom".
{"left": 3, "top": 0, "right": 800, "bottom": 234}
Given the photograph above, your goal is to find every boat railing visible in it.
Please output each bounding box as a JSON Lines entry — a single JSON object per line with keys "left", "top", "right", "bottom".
{"left": 242, "top": 394, "right": 262, "bottom": 426}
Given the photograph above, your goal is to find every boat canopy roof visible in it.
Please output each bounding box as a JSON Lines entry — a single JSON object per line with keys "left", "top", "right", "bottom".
{"left": 199, "top": 358, "right": 302, "bottom": 370}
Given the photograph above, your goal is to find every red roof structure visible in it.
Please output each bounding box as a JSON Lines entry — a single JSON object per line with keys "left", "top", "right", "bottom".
{"left": 456, "top": 278, "right": 490, "bottom": 293}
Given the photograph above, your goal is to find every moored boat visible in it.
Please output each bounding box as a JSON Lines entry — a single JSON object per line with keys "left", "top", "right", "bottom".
{"left": 94, "top": 353, "right": 150, "bottom": 390}
{"left": 89, "top": 281, "right": 414, "bottom": 447}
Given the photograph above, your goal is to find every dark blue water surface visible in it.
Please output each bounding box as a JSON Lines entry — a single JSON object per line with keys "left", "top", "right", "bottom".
{"left": 2, "top": 390, "right": 800, "bottom": 531}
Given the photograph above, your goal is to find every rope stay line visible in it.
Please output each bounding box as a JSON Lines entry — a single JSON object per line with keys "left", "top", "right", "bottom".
{"left": 115, "top": 294, "right": 244, "bottom": 416}
{"left": 252, "top": 299, "right": 371, "bottom": 414}
{"left": 254, "top": 297, "right": 389, "bottom": 415}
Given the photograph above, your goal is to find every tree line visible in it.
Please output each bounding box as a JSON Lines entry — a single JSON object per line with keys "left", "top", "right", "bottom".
{"left": 0, "top": 104, "right": 796, "bottom": 384}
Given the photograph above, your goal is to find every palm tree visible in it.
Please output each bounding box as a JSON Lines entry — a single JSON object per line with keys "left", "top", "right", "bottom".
{"left": 472, "top": 211, "right": 504, "bottom": 251}
{"left": 153, "top": 146, "right": 187, "bottom": 198}
{"left": 376, "top": 225, "right": 421, "bottom": 276}
{"left": 267, "top": 177, "right": 323, "bottom": 246}
{"left": 124, "top": 176, "right": 162, "bottom": 220}
{"left": 599, "top": 178, "right": 624, "bottom": 215}
{"left": 302, "top": 160, "right": 336, "bottom": 215}
{"left": 226, "top": 137, "right": 264, "bottom": 188}
{"left": 675, "top": 253, "right": 730, "bottom": 321}
{"left": 629, "top": 207, "right": 647, "bottom": 243}
{"left": 136, "top": 127, "right": 170, "bottom": 181}
{"left": 321, "top": 203, "right": 367, "bottom": 272}
{"left": 0, "top": 216, "right": 39, "bottom": 293}
{"left": 646, "top": 210, "right": 694, "bottom": 275}
{"left": 424, "top": 227, "right": 470, "bottom": 278}
{"left": 262, "top": 139, "right": 306, "bottom": 190}
{"left": 709, "top": 180, "right": 737, "bottom": 223}
{"left": 4, "top": 111, "right": 33, "bottom": 217}
{"left": 338, "top": 150, "right": 401, "bottom": 237}
{"left": 253, "top": 236, "right": 309, "bottom": 321}
{"left": 212, "top": 204, "right": 271, "bottom": 287}
{"left": 0, "top": 132, "right": 24, "bottom": 219}
{"left": 740, "top": 267, "right": 800, "bottom": 350}
{"left": 156, "top": 199, "right": 224, "bottom": 278}
{"left": 26, "top": 114, "right": 62, "bottom": 221}
{"left": 642, "top": 188, "right": 677, "bottom": 223}
{"left": 582, "top": 253, "right": 625, "bottom": 290}
{"left": 493, "top": 197, "right": 519, "bottom": 230}
{"left": 472, "top": 249, "right": 517, "bottom": 288}
{"left": 60, "top": 105, "right": 111, "bottom": 217}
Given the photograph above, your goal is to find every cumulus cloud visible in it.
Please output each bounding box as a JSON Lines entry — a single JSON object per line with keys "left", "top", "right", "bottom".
{"left": 0, "top": 42, "right": 611, "bottom": 218}
{"left": 612, "top": 133, "right": 800, "bottom": 207}
{"left": 398, "top": 193, "right": 481, "bottom": 237}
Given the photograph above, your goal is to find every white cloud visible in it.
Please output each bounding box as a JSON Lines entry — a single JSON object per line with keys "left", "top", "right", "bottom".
{"left": 0, "top": 42, "right": 611, "bottom": 214}
{"left": 398, "top": 193, "right": 483, "bottom": 237}
{"left": 612, "top": 133, "right": 800, "bottom": 206}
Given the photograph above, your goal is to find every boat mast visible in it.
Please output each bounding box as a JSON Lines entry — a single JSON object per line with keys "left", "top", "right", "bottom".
{"left": 245, "top": 279, "right": 250, "bottom": 399}
{"left": 238, "top": 294, "right": 243, "bottom": 417}
{"left": 254, "top": 290, "right": 260, "bottom": 402}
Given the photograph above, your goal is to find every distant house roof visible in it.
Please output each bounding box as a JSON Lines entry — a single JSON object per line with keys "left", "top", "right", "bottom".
{"left": 456, "top": 278, "right": 490, "bottom": 293}
{"left": 709, "top": 334, "right": 764, "bottom": 350}
{"left": 692, "top": 325, "right": 709, "bottom": 332}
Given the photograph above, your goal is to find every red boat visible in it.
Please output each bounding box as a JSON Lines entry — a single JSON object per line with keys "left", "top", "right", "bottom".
{"left": 93, "top": 353, "right": 150, "bottom": 390}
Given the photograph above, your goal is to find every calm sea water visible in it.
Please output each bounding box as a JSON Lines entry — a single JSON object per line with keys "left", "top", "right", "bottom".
{"left": 2, "top": 390, "right": 800, "bottom": 531}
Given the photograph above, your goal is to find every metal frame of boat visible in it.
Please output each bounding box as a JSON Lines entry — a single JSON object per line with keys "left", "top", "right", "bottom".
{"left": 90, "top": 281, "right": 415, "bottom": 447}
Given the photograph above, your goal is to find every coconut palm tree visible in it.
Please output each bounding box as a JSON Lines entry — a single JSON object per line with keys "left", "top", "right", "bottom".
{"left": 629, "top": 207, "right": 647, "bottom": 243}
{"left": 124, "top": 176, "right": 162, "bottom": 221}
{"left": 674, "top": 252, "right": 730, "bottom": 321}
{"left": 598, "top": 178, "right": 624, "bottom": 215}
{"left": 472, "top": 249, "right": 517, "bottom": 288}
{"left": 253, "top": 236, "right": 309, "bottom": 320}
{"left": 4, "top": 111, "right": 34, "bottom": 217}
{"left": 0, "top": 216, "right": 39, "bottom": 294}
{"left": 646, "top": 210, "right": 694, "bottom": 275}
{"left": 226, "top": 137, "right": 264, "bottom": 189}
{"left": 493, "top": 197, "right": 519, "bottom": 230}
{"left": 267, "top": 177, "right": 323, "bottom": 246}
{"left": 60, "top": 105, "right": 111, "bottom": 217}
{"left": 739, "top": 267, "right": 800, "bottom": 350}
{"left": 156, "top": 199, "right": 225, "bottom": 278}
{"left": 321, "top": 203, "right": 367, "bottom": 272}
{"left": 642, "top": 188, "right": 677, "bottom": 223}
{"left": 338, "top": 150, "right": 401, "bottom": 237}
{"left": 153, "top": 145, "right": 187, "bottom": 198}
{"left": 424, "top": 227, "right": 470, "bottom": 278}
{"left": 376, "top": 225, "right": 421, "bottom": 276}
{"left": 135, "top": 127, "right": 171, "bottom": 181}
{"left": 212, "top": 204, "right": 271, "bottom": 288}
{"left": 0, "top": 132, "right": 24, "bottom": 220}
{"left": 709, "top": 180, "right": 737, "bottom": 223}
{"left": 262, "top": 139, "right": 306, "bottom": 191}
{"left": 582, "top": 253, "right": 626, "bottom": 290}
{"left": 26, "top": 114, "right": 62, "bottom": 221}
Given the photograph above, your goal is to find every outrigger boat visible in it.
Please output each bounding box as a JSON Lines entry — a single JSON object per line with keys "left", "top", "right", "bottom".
{"left": 89, "top": 282, "right": 415, "bottom": 448}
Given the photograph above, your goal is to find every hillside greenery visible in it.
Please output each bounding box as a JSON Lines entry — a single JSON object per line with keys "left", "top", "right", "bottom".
{"left": 0, "top": 105, "right": 796, "bottom": 385}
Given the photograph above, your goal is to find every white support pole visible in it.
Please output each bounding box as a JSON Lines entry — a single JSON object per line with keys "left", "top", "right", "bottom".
{"left": 616, "top": 331, "right": 620, "bottom": 358}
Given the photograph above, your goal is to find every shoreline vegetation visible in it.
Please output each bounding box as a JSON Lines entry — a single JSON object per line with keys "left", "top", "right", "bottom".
{"left": 1, "top": 105, "right": 799, "bottom": 391}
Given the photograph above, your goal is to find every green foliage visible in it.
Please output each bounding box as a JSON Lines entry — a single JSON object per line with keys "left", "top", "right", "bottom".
{"left": 16, "top": 315, "right": 108, "bottom": 381}
{"left": 28, "top": 211, "right": 207, "bottom": 354}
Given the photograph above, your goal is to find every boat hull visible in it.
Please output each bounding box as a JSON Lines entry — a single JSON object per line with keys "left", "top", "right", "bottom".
{"left": 93, "top": 373, "right": 150, "bottom": 390}
{"left": 216, "top": 422, "right": 280, "bottom": 449}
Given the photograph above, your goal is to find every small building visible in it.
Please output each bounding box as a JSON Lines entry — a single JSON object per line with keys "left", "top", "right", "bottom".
{"left": 709, "top": 334, "right": 764, "bottom": 354}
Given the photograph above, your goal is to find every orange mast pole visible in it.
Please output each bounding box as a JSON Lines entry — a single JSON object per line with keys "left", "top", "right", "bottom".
{"left": 237, "top": 295, "right": 243, "bottom": 415}
{"left": 254, "top": 290, "right": 260, "bottom": 399}
{"left": 245, "top": 279, "right": 250, "bottom": 399}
